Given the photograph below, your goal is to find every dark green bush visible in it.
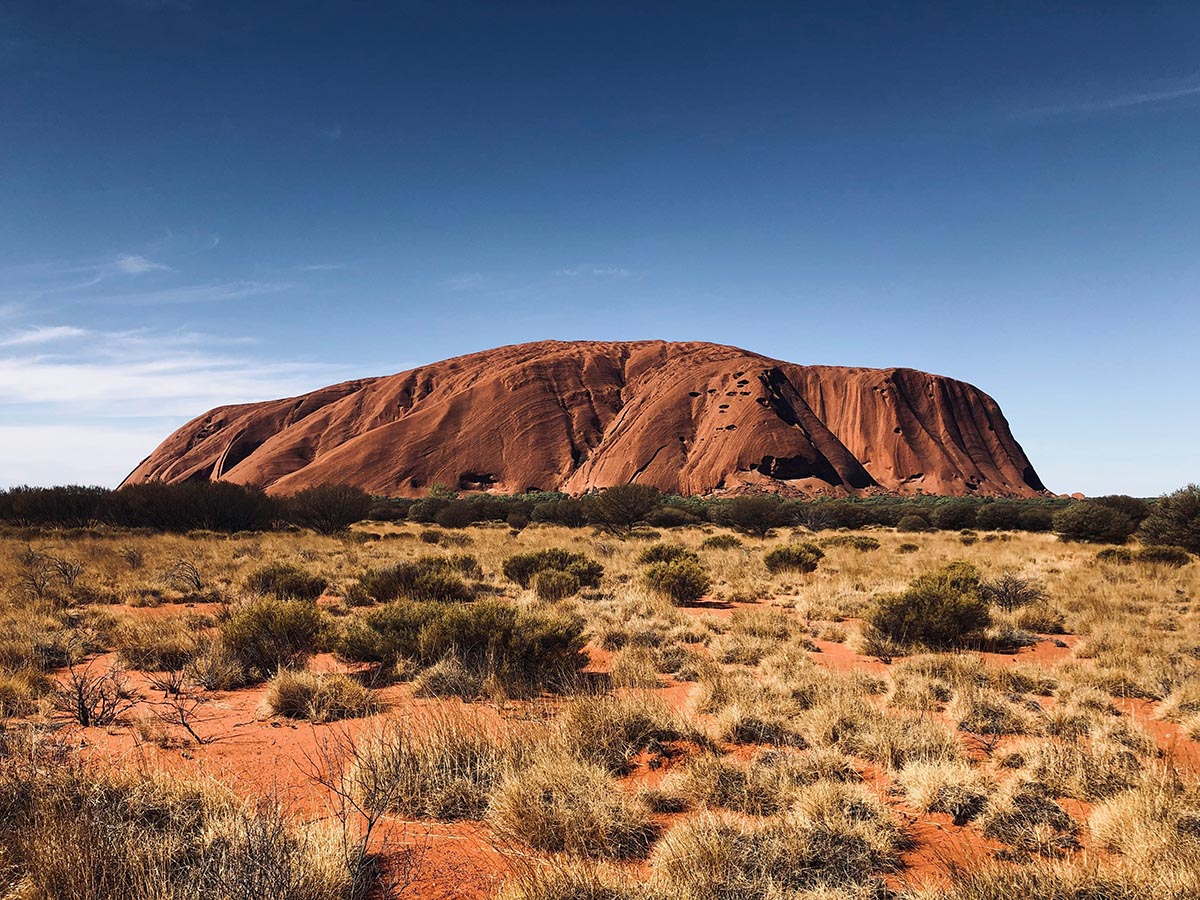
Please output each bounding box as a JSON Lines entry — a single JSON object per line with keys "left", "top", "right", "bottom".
{"left": 643, "top": 559, "right": 710, "bottom": 605}
{"left": 533, "top": 569, "right": 581, "bottom": 601}
{"left": 897, "top": 542, "right": 920, "bottom": 554}
{"left": 220, "top": 598, "right": 327, "bottom": 680}
{"left": 867, "top": 562, "right": 991, "bottom": 649}
{"left": 339, "top": 600, "right": 586, "bottom": 692}
{"left": 636, "top": 543, "right": 700, "bottom": 566}
{"left": 358, "top": 555, "right": 478, "bottom": 603}
{"left": 501, "top": 549, "right": 603, "bottom": 589}
{"left": 1135, "top": 545, "right": 1191, "bottom": 567}
{"left": 715, "top": 496, "right": 792, "bottom": 537}
{"left": 974, "top": 502, "right": 1025, "bottom": 531}
{"left": 1138, "top": 485, "right": 1200, "bottom": 554}
{"left": 700, "top": 534, "right": 743, "bottom": 550}
{"left": 896, "top": 514, "right": 932, "bottom": 533}
{"left": 1096, "top": 547, "right": 1133, "bottom": 565}
{"left": 1053, "top": 502, "right": 1138, "bottom": 544}
{"left": 644, "top": 506, "right": 702, "bottom": 528}
{"left": 582, "top": 485, "right": 662, "bottom": 535}
{"left": 931, "top": 501, "right": 979, "bottom": 531}
{"left": 820, "top": 535, "right": 880, "bottom": 552}
{"left": 763, "top": 543, "right": 824, "bottom": 574}
{"left": 281, "top": 483, "right": 372, "bottom": 534}
{"left": 244, "top": 563, "right": 328, "bottom": 601}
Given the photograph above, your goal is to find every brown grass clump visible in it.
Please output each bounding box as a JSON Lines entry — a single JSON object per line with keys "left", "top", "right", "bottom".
{"left": 896, "top": 759, "right": 992, "bottom": 825}
{"left": 661, "top": 749, "right": 861, "bottom": 816}
{"left": 489, "top": 755, "right": 658, "bottom": 858}
{"left": 977, "top": 779, "right": 1080, "bottom": 856}
{"left": 348, "top": 710, "right": 527, "bottom": 819}
{"left": 650, "top": 780, "right": 907, "bottom": 899}
{"left": 264, "top": 669, "right": 378, "bottom": 722}
{"left": 555, "top": 693, "right": 700, "bottom": 774}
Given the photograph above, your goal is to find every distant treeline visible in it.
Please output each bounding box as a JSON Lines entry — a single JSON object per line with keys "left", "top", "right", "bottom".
{"left": 0, "top": 480, "right": 1137, "bottom": 536}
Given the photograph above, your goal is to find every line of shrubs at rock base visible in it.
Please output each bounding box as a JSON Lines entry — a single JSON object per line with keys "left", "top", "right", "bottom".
{"left": 4, "top": 481, "right": 1199, "bottom": 550}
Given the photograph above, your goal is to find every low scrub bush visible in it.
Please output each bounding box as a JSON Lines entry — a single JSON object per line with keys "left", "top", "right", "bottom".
{"left": 339, "top": 600, "right": 586, "bottom": 693}
{"left": 113, "top": 616, "right": 202, "bottom": 671}
{"left": 1096, "top": 547, "right": 1133, "bottom": 564}
{"left": 264, "top": 669, "right": 378, "bottom": 722}
{"left": 358, "top": 556, "right": 478, "bottom": 603}
{"left": 820, "top": 534, "right": 880, "bottom": 552}
{"left": 763, "top": 543, "right": 824, "bottom": 574}
{"left": 555, "top": 693, "right": 698, "bottom": 774}
{"left": 867, "top": 562, "right": 990, "bottom": 649}
{"left": 532, "top": 569, "right": 581, "bottom": 601}
{"left": 643, "top": 558, "right": 710, "bottom": 605}
{"left": 502, "top": 548, "right": 603, "bottom": 589}
{"left": 220, "top": 598, "right": 327, "bottom": 681}
{"left": 701, "top": 534, "right": 743, "bottom": 550}
{"left": 1135, "top": 545, "right": 1191, "bottom": 567}
{"left": 637, "top": 543, "right": 699, "bottom": 565}
{"left": 245, "top": 563, "right": 328, "bottom": 601}
{"left": 1137, "top": 483, "right": 1200, "bottom": 554}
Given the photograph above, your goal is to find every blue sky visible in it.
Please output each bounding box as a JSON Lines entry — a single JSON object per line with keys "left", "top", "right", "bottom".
{"left": 1, "top": 1, "right": 1197, "bottom": 495}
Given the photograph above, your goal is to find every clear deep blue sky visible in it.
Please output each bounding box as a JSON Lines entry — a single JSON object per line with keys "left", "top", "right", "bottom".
{"left": 2, "top": 1, "right": 1197, "bottom": 495}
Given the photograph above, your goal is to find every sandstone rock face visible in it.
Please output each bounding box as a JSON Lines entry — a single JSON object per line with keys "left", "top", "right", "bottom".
{"left": 122, "top": 340, "right": 1046, "bottom": 498}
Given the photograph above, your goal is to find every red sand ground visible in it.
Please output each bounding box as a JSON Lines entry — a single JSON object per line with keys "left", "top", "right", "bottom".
{"left": 49, "top": 599, "right": 1200, "bottom": 899}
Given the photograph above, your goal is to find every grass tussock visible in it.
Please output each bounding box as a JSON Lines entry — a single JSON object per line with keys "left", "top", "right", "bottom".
{"left": 348, "top": 709, "right": 527, "bottom": 819}
{"left": 489, "top": 755, "right": 658, "bottom": 858}
{"left": 263, "top": 669, "right": 379, "bottom": 722}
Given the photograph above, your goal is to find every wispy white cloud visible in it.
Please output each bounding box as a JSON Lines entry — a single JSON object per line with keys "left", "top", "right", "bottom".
{"left": 1019, "top": 79, "right": 1200, "bottom": 117}
{"left": 557, "top": 264, "right": 631, "bottom": 278}
{"left": 441, "top": 273, "right": 484, "bottom": 291}
{"left": 321, "top": 124, "right": 343, "bottom": 143}
{"left": 115, "top": 253, "right": 173, "bottom": 275}
{"left": 89, "top": 280, "right": 292, "bottom": 305}
{"left": 0, "top": 325, "right": 88, "bottom": 347}
{"left": 297, "top": 262, "right": 345, "bottom": 272}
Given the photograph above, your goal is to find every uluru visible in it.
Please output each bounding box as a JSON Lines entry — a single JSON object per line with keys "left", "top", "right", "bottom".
{"left": 122, "top": 340, "right": 1046, "bottom": 498}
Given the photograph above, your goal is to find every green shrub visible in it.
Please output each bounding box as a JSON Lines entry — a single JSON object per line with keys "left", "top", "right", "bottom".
{"left": 501, "top": 549, "right": 603, "bottom": 589}
{"left": 358, "top": 555, "right": 477, "bottom": 603}
{"left": 1135, "top": 545, "right": 1191, "bottom": 567}
{"left": 637, "top": 543, "right": 700, "bottom": 565}
{"left": 220, "top": 598, "right": 327, "bottom": 680}
{"left": 532, "top": 569, "right": 581, "bottom": 601}
{"left": 244, "top": 563, "right": 328, "bottom": 601}
{"left": 820, "top": 534, "right": 880, "bottom": 551}
{"left": 1054, "top": 501, "right": 1138, "bottom": 544}
{"left": 867, "top": 562, "right": 991, "bottom": 649}
{"left": 897, "top": 542, "right": 920, "bottom": 554}
{"left": 643, "top": 558, "right": 711, "bottom": 605}
{"left": 1096, "top": 547, "right": 1133, "bottom": 564}
{"left": 582, "top": 485, "right": 662, "bottom": 535}
{"left": 281, "top": 483, "right": 372, "bottom": 534}
{"left": 716, "top": 496, "right": 792, "bottom": 537}
{"left": 1137, "top": 484, "right": 1200, "bottom": 553}
{"left": 763, "top": 543, "right": 824, "bottom": 574}
{"left": 701, "top": 534, "right": 743, "bottom": 550}
{"left": 339, "top": 600, "right": 586, "bottom": 693}
{"left": 897, "top": 514, "right": 932, "bottom": 533}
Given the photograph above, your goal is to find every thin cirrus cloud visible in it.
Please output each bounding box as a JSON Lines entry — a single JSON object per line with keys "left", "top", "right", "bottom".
{"left": 86, "top": 280, "right": 292, "bottom": 305}
{"left": 114, "top": 254, "right": 173, "bottom": 275}
{"left": 557, "top": 265, "right": 631, "bottom": 277}
{"left": 1018, "top": 79, "right": 1200, "bottom": 117}
{"left": 0, "top": 325, "right": 89, "bottom": 347}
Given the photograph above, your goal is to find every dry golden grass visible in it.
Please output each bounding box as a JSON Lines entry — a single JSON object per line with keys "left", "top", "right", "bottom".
{"left": 1, "top": 520, "right": 1198, "bottom": 897}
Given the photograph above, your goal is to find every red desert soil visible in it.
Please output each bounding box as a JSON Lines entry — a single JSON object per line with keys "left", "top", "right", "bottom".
{"left": 122, "top": 340, "right": 1046, "bottom": 498}
{"left": 62, "top": 600, "right": 1196, "bottom": 898}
